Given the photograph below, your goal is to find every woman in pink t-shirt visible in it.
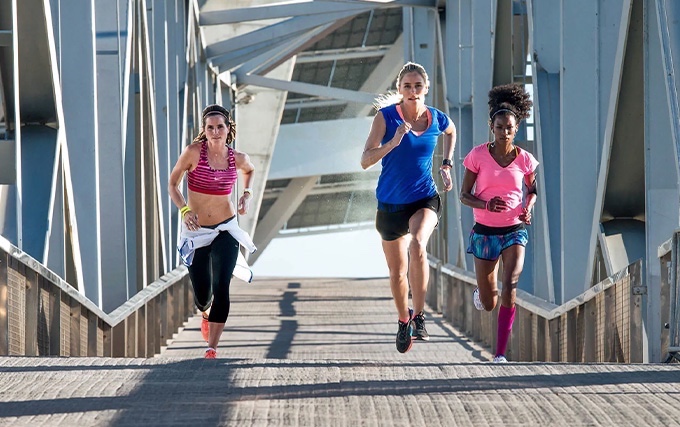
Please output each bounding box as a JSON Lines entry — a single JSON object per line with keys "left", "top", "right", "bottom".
{"left": 460, "top": 84, "right": 538, "bottom": 363}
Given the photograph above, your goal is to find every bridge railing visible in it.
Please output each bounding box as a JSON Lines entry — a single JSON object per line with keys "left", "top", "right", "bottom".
{"left": 427, "top": 256, "right": 644, "bottom": 362}
{"left": 0, "top": 236, "right": 194, "bottom": 357}
{"left": 659, "top": 230, "right": 680, "bottom": 362}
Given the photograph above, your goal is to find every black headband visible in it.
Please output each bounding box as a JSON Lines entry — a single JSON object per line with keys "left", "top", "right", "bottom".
{"left": 202, "top": 105, "right": 230, "bottom": 120}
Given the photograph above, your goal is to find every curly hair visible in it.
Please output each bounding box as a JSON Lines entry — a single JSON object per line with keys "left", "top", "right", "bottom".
{"left": 373, "top": 62, "right": 430, "bottom": 110}
{"left": 192, "top": 104, "right": 236, "bottom": 145}
{"left": 488, "top": 83, "right": 532, "bottom": 122}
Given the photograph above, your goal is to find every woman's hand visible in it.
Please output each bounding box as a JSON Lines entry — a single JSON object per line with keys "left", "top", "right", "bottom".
{"left": 519, "top": 207, "right": 532, "bottom": 224}
{"left": 183, "top": 210, "right": 200, "bottom": 231}
{"left": 439, "top": 167, "right": 453, "bottom": 191}
{"left": 238, "top": 193, "right": 251, "bottom": 215}
{"left": 486, "top": 196, "right": 509, "bottom": 212}
{"left": 395, "top": 122, "right": 411, "bottom": 140}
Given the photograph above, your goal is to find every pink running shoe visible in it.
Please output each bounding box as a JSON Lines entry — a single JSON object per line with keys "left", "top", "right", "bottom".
{"left": 204, "top": 348, "right": 217, "bottom": 359}
{"left": 201, "top": 316, "right": 209, "bottom": 342}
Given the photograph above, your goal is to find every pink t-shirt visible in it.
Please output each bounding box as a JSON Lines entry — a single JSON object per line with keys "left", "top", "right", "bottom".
{"left": 462, "top": 142, "right": 539, "bottom": 227}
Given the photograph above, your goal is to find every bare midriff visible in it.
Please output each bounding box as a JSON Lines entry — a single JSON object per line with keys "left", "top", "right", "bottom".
{"left": 187, "top": 190, "right": 236, "bottom": 227}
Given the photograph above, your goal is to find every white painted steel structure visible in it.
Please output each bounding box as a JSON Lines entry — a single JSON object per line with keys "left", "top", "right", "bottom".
{"left": 0, "top": 0, "right": 678, "bottom": 361}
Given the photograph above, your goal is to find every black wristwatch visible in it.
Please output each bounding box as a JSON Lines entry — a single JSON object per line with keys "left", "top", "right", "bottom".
{"left": 442, "top": 158, "right": 453, "bottom": 168}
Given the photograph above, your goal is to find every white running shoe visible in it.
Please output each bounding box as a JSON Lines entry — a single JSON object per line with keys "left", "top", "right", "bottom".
{"left": 493, "top": 355, "right": 508, "bottom": 363}
{"left": 473, "top": 287, "right": 485, "bottom": 311}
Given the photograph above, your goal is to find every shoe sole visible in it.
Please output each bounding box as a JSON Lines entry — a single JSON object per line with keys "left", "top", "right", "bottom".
{"left": 396, "top": 340, "right": 413, "bottom": 353}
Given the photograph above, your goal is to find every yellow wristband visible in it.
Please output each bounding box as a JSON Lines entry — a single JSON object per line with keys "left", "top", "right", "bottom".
{"left": 180, "top": 206, "right": 191, "bottom": 217}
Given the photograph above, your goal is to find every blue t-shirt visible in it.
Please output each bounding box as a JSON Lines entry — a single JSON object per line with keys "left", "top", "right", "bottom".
{"left": 376, "top": 104, "right": 452, "bottom": 204}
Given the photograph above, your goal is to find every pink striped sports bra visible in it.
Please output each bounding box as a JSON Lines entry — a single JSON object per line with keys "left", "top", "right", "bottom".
{"left": 187, "top": 141, "right": 237, "bottom": 195}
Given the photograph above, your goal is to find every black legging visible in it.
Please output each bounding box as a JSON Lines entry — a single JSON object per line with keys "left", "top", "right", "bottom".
{"left": 188, "top": 230, "right": 239, "bottom": 323}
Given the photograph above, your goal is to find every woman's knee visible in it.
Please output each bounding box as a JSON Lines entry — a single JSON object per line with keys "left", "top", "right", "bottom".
{"left": 480, "top": 288, "right": 498, "bottom": 311}
{"left": 408, "top": 237, "right": 428, "bottom": 258}
{"left": 194, "top": 296, "right": 213, "bottom": 313}
{"left": 388, "top": 268, "right": 408, "bottom": 283}
{"left": 207, "top": 305, "right": 229, "bottom": 323}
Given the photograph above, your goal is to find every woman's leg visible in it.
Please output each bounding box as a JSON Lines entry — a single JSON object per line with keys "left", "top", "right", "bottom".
{"left": 382, "top": 236, "right": 413, "bottom": 352}
{"left": 381, "top": 237, "right": 410, "bottom": 321}
{"left": 495, "top": 244, "right": 525, "bottom": 358}
{"left": 473, "top": 256, "right": 500, "bottom": 311}
{"left": 407, "top": 208, "right": 439, "bottom": 315}
{"left": 206, "top": 232, "right": 240, "bottom": 350}
{"left": 188, "top": 245, "right": 214, "bottom": 314}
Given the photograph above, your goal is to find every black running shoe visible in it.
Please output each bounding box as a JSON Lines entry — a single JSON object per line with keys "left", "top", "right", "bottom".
{"left": 412, "top": 311, "right": 429, "bottom": 341}
{"left": 396, "top": 320, "right": 413, "bottom": 353}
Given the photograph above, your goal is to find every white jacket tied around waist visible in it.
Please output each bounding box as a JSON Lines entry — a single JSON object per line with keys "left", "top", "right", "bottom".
{"left": 177, "top": 217, "right": 257, "bottom": 283}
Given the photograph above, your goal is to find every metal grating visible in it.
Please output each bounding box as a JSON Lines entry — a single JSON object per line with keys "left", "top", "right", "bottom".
{"left": 281, "top": 8, "right": 402, "bottom": 124}
{"left": 7, "top": 268, "right": 25, "bottom": 355}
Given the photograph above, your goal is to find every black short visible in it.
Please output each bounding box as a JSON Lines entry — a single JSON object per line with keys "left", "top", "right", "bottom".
{"left": 375, "top": 194, "right": 441, "bottom": 241}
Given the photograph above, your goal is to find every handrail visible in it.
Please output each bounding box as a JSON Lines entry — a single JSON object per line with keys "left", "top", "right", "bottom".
{"left": 428, "top": 255, "right": 645, "bottom": 362}
{"left": 0, "top": 235, "right": 194, "bottom": 357}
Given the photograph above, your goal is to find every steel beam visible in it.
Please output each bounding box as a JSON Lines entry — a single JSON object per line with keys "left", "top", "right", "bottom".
{"left": 200, "top": 0, "right": 436, "bottom": 26}
{"left": 55, "top": 0, "right": 103, "bottom": 305}
{"left": 646, "top": 0, "right": 680, "bottom": 362}
{"left": 95, "top": 0, "right": 130, "bottom": 310}
{"left": 235, "top": 73, "right": 378, "bottom": 105}
{"left": 205, "top": 10, "right": 365, "bottom": 59}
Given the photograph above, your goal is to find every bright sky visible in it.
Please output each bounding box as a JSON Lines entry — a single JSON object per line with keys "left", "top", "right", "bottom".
{"left": 251, "top": 228, "right": 389, "bottom": 278}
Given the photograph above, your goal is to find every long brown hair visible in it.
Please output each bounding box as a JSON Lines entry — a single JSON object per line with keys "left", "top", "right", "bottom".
{"left": 192, "top": 104, "right": 236, "bottom": 145}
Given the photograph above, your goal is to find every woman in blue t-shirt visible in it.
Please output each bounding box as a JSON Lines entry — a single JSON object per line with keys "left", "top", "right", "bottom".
{"left": 361, "top": 62, "right": 457, "bottom": 354}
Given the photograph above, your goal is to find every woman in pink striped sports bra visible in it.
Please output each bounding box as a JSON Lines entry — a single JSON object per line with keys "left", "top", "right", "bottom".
{"left": 169, "top": 104, "right": 255, "bottom": 359}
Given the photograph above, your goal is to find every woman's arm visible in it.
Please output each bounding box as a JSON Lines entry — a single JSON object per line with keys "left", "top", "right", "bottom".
{"left": 168, "top": 144, "right": 200, "bottom": 229}
{"left": 439, "top": 121, "right": 457, "bottom": 191}
{"left": 360, "top": 112, "right": 410, "bottom": 170}
{"left": 519, "top": 171, "right": 537, "bottom": 224}
{"left": 234, "top": 150, "right": 255, "bottom": 215}
{"left": 442, "top": 121, "right": 456, "bottom": 161}
{"left": 168, "top": 145, "right": 196, "bottom": 209}
{"left": 459, "top": 168, "right": 486, "bottom": 209}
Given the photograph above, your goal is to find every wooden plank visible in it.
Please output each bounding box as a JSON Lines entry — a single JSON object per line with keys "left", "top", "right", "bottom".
{"left": 102, "top": 322, "right": 112, "bottom": 357}
{"left": 566, "top": 310, "right": 577, "bottom": 362}
{"left": 126, "top": 313, "right": 136, "bottom": 357}
{"left": 536, "top": 317, "right": 547, "bottom": 361}
{"left": 0, "top": 249, "right": 8, "bottom": 355}
{"left": 37, "top": 277, "right": 50, "bottom": 356}
{"left": 24, "top": 268, "right": 38, "bottom": 356}
{"left": 87, "top": 309, "right": 98, "bottom": 357}
{"left": 69, "top": 297, "right": 81, "bottom": 356}
{"left": 149, "top": 295, "right": 161, "bottom": 354}
{"left": 60, "top": 292, "right": 70, "bottom": 356}
{"left": 584, "top": 297, "right": 598, "bottom": 362}
{"left": 49, "top": 284, "right": 61, "bottom": 355}
{"left": 604, "top": 286, "right": 617, "bottom": 362}
{"left": 137, "top": 305, "right": 146, "bottom": 358}
{"left": 111, "top": 322, "right": 126, "bottom": 357}
{"left": 629, "top": 261, "right": 644, "bottom": 362}
{"left": 159, "top": 291, "right": 168, "bottom": 348}
{"left": 521, "top": 310, "right": 533, "bottom": 361}
{"left": 167, "top": 283, "right": 177, "bottom": 332}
